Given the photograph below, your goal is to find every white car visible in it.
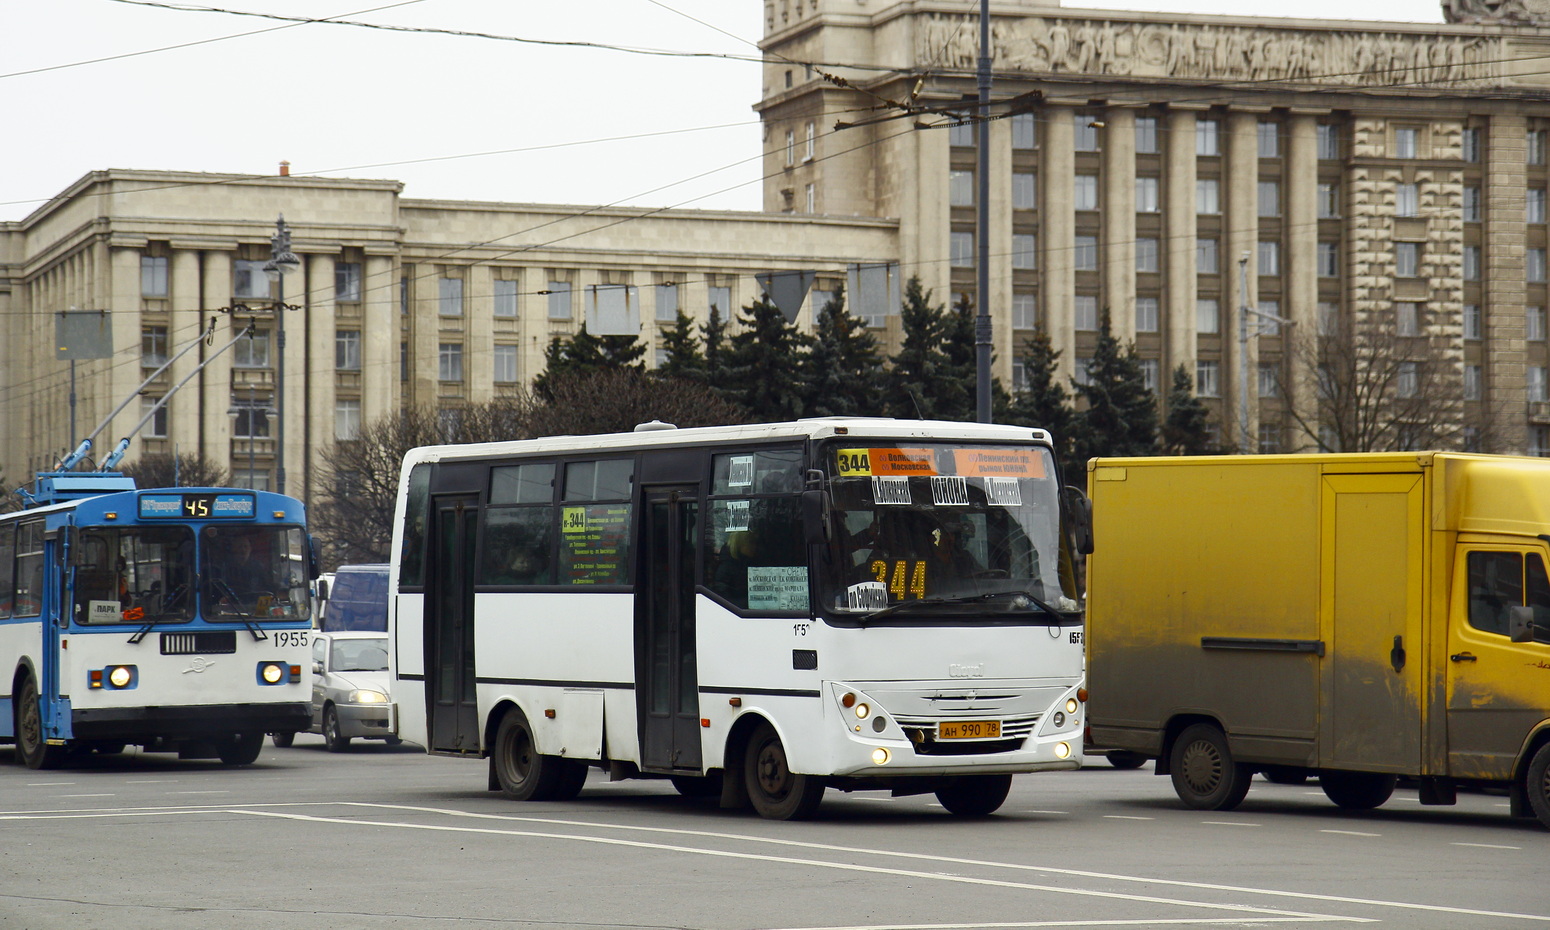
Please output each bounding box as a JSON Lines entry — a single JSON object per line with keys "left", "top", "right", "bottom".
{"left": 271, "top": 631, "right": 398, "bottom": 751}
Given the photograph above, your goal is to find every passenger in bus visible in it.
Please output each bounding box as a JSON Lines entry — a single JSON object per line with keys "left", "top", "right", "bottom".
{"left": 928, "top": 519, "right": 983, "bottom": 579}
{"left": 714, "top": 530, "right": 760, "bottom": 606}
{"left": 208, "top": 533, "right": 273, "bottom": 609}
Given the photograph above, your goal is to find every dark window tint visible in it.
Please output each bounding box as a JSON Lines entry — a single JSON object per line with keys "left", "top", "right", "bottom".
{"left": 399, "top": 465, "right": 431, "bottom": 587}
{"left": 490, "top": 462, "right": 555, "bottom": 505}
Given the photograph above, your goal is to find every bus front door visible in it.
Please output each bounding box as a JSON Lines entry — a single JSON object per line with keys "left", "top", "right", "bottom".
{"left": 426, "top": 495, "right": 480, "bottom": 754}
{"left": 639, "top": 486, "right": 702, "bottom": 773}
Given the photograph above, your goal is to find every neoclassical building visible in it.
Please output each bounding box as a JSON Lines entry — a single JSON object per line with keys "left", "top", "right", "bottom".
{"left": 7, "top": 0, "right": 1550, "bottom": 504}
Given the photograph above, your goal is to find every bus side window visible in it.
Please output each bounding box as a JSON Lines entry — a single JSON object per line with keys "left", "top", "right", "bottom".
{"left": 400, "top": 465, "right": 431, "bottom": 588}
{"left": 1467, "top": 551, "right": 1523, "bottom": 637}
{"left": 0, "top": 523, "right": 15, "bottom": 620}
{"left": 13, "top": 522, "right": 44, "bottom": 617}
{"left": 1528, "top": 554, "right": 1550, "bottom": 645}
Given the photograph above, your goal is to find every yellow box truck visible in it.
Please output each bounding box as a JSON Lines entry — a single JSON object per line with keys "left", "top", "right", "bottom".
{"left": 1085, "top": 452, "right": 1550, "bottom": 829}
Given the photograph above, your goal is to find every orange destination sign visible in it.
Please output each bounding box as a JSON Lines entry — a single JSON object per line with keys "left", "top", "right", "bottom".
{"left": 953, "top": 449, "right": 1046, "bottom": 479}
{"left": 836, "top": 448, "right": 936, "bottom": 477}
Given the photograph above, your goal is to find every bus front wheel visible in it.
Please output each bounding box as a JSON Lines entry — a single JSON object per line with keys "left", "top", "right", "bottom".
{"left": 1169, "top": 723, "right": 1251, "bottom": 811}
{"left": 217, "top": 732, "right": 263, "bottom": 765}
{"left": 744, "top": 721, "right": 824, "bottom": 820}
{"left": 935, "top": 773, "right": 1013, "bottom": 816}
{"left": 493, "top": 709, "right": 585, "bottom": 802}
{"left": 1527, "top": 742, "right": 1550, "bottom": 830}
{"left": 15, "top": 676, "right": 64, "bottom": 771}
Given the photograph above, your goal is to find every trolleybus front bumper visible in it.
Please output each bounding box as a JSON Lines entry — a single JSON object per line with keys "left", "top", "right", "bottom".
{"left": 71, "top": 702, "right": 311, "bottom": 741}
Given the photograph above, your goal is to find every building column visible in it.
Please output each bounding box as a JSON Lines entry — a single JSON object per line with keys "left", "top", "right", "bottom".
{"left": 306, "top": 253, "right": 337, "bottom": 505}
{"left": 1043, "top": 104, "right": 1076, "bottom": 382}
{"left": 200, "top": 251, "right": 235, "bottom": 469}
{"left": 108, "top": 247, "right": 142, "bottom": 451}
{"left": 1285, "top": 112, "right": 1321, "bottom": 451}
{"left": 1102, "top": 108, "right": 1137, "bottom": 343}
{"left": 1226, "top": 110, "right": 1261, "bottom": 453}
{"left": 468, "top": 263, "right": 495, "bottom": 404}
{"left": 361, "top": 252, "right": 398, "bottom": 426}
{"left": 1165, "top": 109, "right": 1200, "bottom": 383}
{"left": 168, "top": 249, "right": 205, "bottom": 452}
{"left": 1486, "top": 113, "right": 1528, "bottom": 452}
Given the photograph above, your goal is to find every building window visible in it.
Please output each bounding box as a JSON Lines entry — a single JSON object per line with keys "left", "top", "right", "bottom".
{"left": 1464, "top": 246, "right": 1482, "bottom": 281}
{"left": 1074, "top": 235, "right": 1098, "bottom": 271}
{"left": 1395, "top": 242, "right": 1421, "bottom": 278}
{"left": 1258, "top": 423, "right": 1281, "bottom": 454}
{"left": 1397, "top": 301, "right": 1422, "bottom": 337}
{"left": 1140, "top": 358, "right": 1160, "bottom": 392}
{"left": 1012, "top": 291, "right": 1036, "bottom": 329}
{"left": 1464, "top": 186, "right": 1482, "bottom": 223}
{"left": 1074, "top": 174, "right": 1099, "bottom": 211}
{"left": 234, "top": 330, "right": 270, "bottom": 368}
{"left": 438, "top": 343, "right": 464, "bottom": 382}
{"left": 1464, "top": 303, "right": 1482, "bottom": 340}
{"left": 1011, "top": 233, "right": 1037, "bottom": 270}
{"left": 805, "top": 183, "right": 816, "bottom": 213}
{"left": 1258, "top": 299, "right": 1282, "bottom": 336}
{"left": 709, "top": 285, "right": 732, "bottom": 317}
{"left": 335, "top": 262, "right": 362, "bottom": 302}
{"left": 1318, "top": 183, "right": 1340, "bottom": 218}
{"left": 1196, "top": 178, "right": 1220, "bottom": 215}
{"left": 1529, "top": 306, "right": 1547, "bottom": 341}
{"left": 1135, "top": 116, "right": 1158, "bottom": 154}
{"left": 494, "top": 279, "right": 518, "bottom": 318}
{"left": 1075, "top": 295, "right": 1099, "bottom": 331}
{"left": 655, "top": 283, "right": 679, "bottom": 322}
{"left": 1013, "top": 172, "right": 1036, "bottom": 210}
{"left": 1258, "top": 241, "right": 1280, "bottom": 276}
{"left": 951, "top": 231, "right": 975, "bottom": 268}
{"left": 400, "top": 342, "right": 408, "bottom": 382}
{"left": 1531, "top": 248, "right": 1548, "bottom": 282}
{"left": 233, "top": 259, "right": 270, "bottom": 299}
{"left": 1136, "top": 297, "right": 1159, "bottom": 333}
{"left": 1196, "top": 119, "right": 1220, "bottom": 156}
{"left": 1074, "top": 114, "right": 1099, "bottom": 152}
{"left": 1012, "top": 113, "right": 1036, "bottom": 150}
{"left": 1257, "top": 121, "right": 1279, "bottom": 158}
{"left": 1074, "top": 356, "right": 1095, "bottom": 388}
{"left": 1258, "top": 362, "right": 1279, "bottom": 397}
{"left": 141, "top": 255, "right": 169, "bottom": 298}
{"left": 141, "top": 326, "right": 168, "bottom": 367}
{"left": 1194, "top": 298, "right": 1221, "bottom": 334}
{"left": 141, "top": 396, "right": 167, "bottom": 439}
{"left": 1317, "top": 123, "right": 1340, "bottom": 160}
{"left": 1531, "top": 130, "right": 1547, "bottom": 166}
{"left": 1463, "top": 127, "right": 1482, "bottom": 162}
{"left": 1197, "top": 238, "right": 1219, "bottom": 274}
{"left": 494, "top": 344, "right": 518, "bottom": 384}
{"left": 1465, "top": 364, "right": 1483, "bottom": 401}
{"left": 1530, "top": 366, "right": 1548, "bottom": 403}
{"left": 1398, "top": 361, "right": 1419, "bottom": 399}
{"left": 336, "top": 329, "right": 361, "bottom": 371}
{"left": 1258, "top": 181, "right": 1280, "bottom": 217}
{"left": 400, "top": 276, "right": 409, "bottom": 315}
{"left": 804, "top": 121, "right": 815, "bottom": 161}
{"left": 950, "top": 170, "right": 974, "bottom": 207}
{"left": 1396, "top": 183, "right": 1419, "bottom": 217}
{"left": 1196, "top": 359, "right": 1220, "bottom": 397}
{"left": 232, "top": 397, "right": 270, "bottom": 438}
{"left": 439, "top": 277, "right": 464, "bottom": 317}
{"left": 949, "top": 121, "right": 974, "bottom": 147}
{"left": 1395, "top": 127, "right": 1419, "bottom": 159}
{"left": 547, "top": 281, "right": 572, "bottom": 320}
{"left": 1532, "top": 427, "right": 1550, "bottom": 457}
{"left": 1136, "top": 176, "right": 1160, "bottom": 213}
{"left": 1319, "top": 301, "right": 1340, "bottom": 336}
{"left": 1136, "top": 237, "right": 1159, "bottom": 273}
{"left": 786, "top": 128, "right": 796, "bottom": 165}
{"left": 1318, "top": 241, "right": 1340, "bottom": 278}
{"left": 335, "top": 399, "right": 361, "bottom": 441}
{"left": 1531, "top": 189, "right": 1547, "bottom": 224}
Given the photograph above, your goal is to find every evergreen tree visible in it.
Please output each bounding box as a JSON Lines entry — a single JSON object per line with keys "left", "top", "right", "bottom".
{"left": 1160, "top": 363, "right": 1218, "bottom": 455}
{"left": 1002, "top": 328, "right": 1079, "bottom": 478}
{"left": 702, "top": 304, "right": 732, "bottom": 402}
{"left": 935, "top": 292, "right": 978, "bottom": 420}
{"left": 655, "top": 310, "right": 706, "bottom": 381}
{"left": 806, "top": 284, "right": 885, "bottom": 417}
{"left": 722, "top": 295, "right": 814, "bottom": 421}
{"left": 886, "top": 277, "right": 955, "bottom": 419}
{"left": 531, "top": 323, "right": 645, "bottom": 400}
{"left": 1071, "top": 308, "right": 1158, "bottom": 464}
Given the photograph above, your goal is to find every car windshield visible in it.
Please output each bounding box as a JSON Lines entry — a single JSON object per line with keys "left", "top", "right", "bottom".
{"left": 200, "top": 526, "right": 310, "bottom": 620}
{"left": 332, "top": 637, "right": 389, "bottom": 672}
{"left": 816, "top": 441, "right": 1066, "bottom": 617}
{"left": 71, "top": 525, "right": 196, "bottom": 624}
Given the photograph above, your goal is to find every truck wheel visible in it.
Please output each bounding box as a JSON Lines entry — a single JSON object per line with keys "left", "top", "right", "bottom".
{"left": 1320, "top": 771, "right": 1397, "bottom": 809}
{"left": 1106, "top": 750, "right": 1148, "bottom": 770}
{"left": 1169, "top": 723, "right": 1251, "bottom": 811}
{"left": 744, "top": 721, "right": 825, "bottom": 820}
{"left": 1528, "top": 743, "right": 1550, "bottom": 830}
{"left": 935, "top": 774, "right": 1013, "bottom": 816}
{"left": 15, "top": 677, "right": 65, "bottom": 770}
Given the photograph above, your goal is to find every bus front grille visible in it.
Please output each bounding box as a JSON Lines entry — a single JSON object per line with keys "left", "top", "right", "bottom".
{"left": 160, "top": 631, "right": 238, "bottom": 655}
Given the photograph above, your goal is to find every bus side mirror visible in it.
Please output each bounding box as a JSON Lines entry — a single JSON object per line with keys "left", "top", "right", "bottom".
{"left": 1062, "top": 486, "right": 1094, "bottom": 556}
{"left": 801, "top": 489, "right": 831, "bottom": 546}
{"left": 1509, "top": 605, "right": 1534, "bottom": 643}
{"left": 306, "top": 534, "right": 321, "bottom": 580}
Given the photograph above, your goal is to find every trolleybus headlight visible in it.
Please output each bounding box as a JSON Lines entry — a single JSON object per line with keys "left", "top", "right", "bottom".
{"left": 853, "top": 702, "right": 871, "bottom": 720}
{"left": 108, "top": 665, "right": 133, "bottom": 689}
{"left": 1065, "top": 698, "right": 1080, "bottom": 715}
{"left": 349, "top": 689, "right": 388, "bottom": 704}
{"left": 871, "top": 748, "right": 890, "bottom": 765}
{"left": 259, "top": 662, "right": 286, "bottom": 685}
{"left": 1054, "top": 741, "right": 1072, "bottom": 759}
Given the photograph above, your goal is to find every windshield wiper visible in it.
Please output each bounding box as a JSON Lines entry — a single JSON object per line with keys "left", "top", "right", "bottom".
{"left": 861, "top": 589, "right": 1069, "bottom": 625}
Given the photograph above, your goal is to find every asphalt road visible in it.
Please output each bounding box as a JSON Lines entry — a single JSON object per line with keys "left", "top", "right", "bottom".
{"left": 1, "top": 737, "right": 1545, "bottom": 929}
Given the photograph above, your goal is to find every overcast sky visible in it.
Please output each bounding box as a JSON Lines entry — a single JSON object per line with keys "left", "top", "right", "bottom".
{"left": 3, "top": 0, "right": 1446, "bottom": 225}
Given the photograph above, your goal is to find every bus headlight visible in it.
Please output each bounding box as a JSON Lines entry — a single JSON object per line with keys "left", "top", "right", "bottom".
{"left": 349, "top": 689, "right": 388, "bottom": 704}
{"left": 258, "top": 662, "right": 287, "bottom": 685}
{"left": 108, "top": 666, "right": 133, "bottom": 689}
{"left": 853, "top": 702, "right": 871, "bottom": 720}
{"left": 1065, "top": 698, "right": 1080, "bottom": 715}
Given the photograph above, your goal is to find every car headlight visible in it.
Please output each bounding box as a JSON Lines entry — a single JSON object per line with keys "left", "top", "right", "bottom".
{"left": 349, "top": 689, "right": 388, "bottom": 704}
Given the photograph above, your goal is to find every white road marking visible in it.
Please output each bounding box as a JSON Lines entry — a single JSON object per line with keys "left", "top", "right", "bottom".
{"left": 770, "top": 921, "right": 1359, "bottom": 929}
{"left": 1320, "top": 830, "right": 1381, "bottom": 838}
{"left": 25, "top": 782, "right": 75, "bottom": 787}
{"left": 1451, "top": 843, "right": 1522, "bottom": 850}
{"left": 1103, "top": 815, "right": 1154, "bottom": 821}
{"left": 56, "top": 794, "right": 114, "bottom": 798}
{"left": 1200, "top": 821, "right": 1260, "bottom": 827}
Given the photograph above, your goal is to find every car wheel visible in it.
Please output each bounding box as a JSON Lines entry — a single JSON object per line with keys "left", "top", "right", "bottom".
{"left": 216, "top": 732, "right": 264, "bottom": 765}
{"left": 15, "top": 676, "right": 65, "bottom": 770}
{"left": 744, "top": 721, "right": 824, "bottom": 820}
{"left": 270, "top": 732, "right": 295, "bottom": 748}
{"left": 670, "top": 774, "right": 720, "bottom": 798}
{"left": 384, "top": 736, "right": 403, "bottom": 747}
{"left": 492, "top": 708, "right": 564, "bottom": 801}
{"left": 1320, "top": 770, "right": 1397, "bottom": 810}
{"left": 323, "top": 707, "right": 350, "bottom": 753}
{"left": 1526, "top": 742, "right": 1550, "bottom": 831}
{"left": 934, "top": 774, "right": 1013, "bottom": 816}
{"left": 1169, "top": 723, "right": 1252, "bottom": 811}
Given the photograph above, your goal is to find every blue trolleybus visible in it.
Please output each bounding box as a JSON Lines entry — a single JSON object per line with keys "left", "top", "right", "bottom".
{"left": 1, "top": 473, "right": 317, "bottom": 768}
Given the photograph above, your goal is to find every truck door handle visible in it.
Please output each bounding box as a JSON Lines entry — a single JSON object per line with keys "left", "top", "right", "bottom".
{"left": 1450, "top": 652, "right": 1478, "bottom": 663}
{"left": 1390, "top": 635, "right": 1406, "bottom": 673}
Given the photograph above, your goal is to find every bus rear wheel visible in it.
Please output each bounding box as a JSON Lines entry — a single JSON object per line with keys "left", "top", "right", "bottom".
{"left": 217, "top": 732, "right": 263, "bottom": 765}
{"left": 1320, "top": 771, "right": 1396, "bottom": 810}
{"left": 15, "top": 676, "right": 64, "bottom": 771}
{"left": 493, "top": 709, "right": 577, "bottom": 801}
{"left": 935, "top": 774, "right": 1013, "bottom": 816}
{"left": 744, "top": 721, "right": 824, "bottom": 820}
{"left": 1527, "top": 742, "right": 1550, "bottom": 830}
{"left": 1169, "top": 723, "right": 1251, "bottom": 811}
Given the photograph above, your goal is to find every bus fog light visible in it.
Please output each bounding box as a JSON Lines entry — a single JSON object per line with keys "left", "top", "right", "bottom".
{"left": 853, "top": 702, "right": 870, "bottom": 720}
{"left": 1065, "top": 698, "right": 1080, "bottom": 714}
{"left": 871, "top": 748, "right": 890, "bottom": 765}
{"left": 259, "top": 662, "right": 285, "bottom": 684}
{"left": 871, "top": 716, "right": 887, "bottom": 733}
{"left": 1054, "top": 741, "right": 1071, "bottom": 759}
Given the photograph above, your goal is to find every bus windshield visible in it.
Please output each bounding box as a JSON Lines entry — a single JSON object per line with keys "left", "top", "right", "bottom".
{"left": 201, "top": 526, "right": 311, "bottom": 620}
{"left": 817, "top": 441, "right": 1066, "bottom": 616}
{"left": 72, "top": 525, "right": 196, "bottom": 624}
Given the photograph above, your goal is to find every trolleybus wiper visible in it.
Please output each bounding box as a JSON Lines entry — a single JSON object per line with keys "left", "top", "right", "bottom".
{"left": 862, "top": 589, "right": 1071, "bottom": 624}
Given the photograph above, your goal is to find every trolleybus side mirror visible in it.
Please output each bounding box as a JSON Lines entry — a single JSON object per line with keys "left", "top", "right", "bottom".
{"left": 801, "top": 489, "right": 831, "bottom": 546}
{"left": 1062, "top": 486, "right": 1094, "bottom": 556}
{"left": 1509, "top": 605, "right": 1535, "bottom": 643}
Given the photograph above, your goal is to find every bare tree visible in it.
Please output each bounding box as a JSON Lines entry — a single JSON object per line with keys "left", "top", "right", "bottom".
{"left": 1280, "top": 314, "right": 1511, "bottom": 453}
{"left": 118, "top": 452, "right": 229, "bottom": 489}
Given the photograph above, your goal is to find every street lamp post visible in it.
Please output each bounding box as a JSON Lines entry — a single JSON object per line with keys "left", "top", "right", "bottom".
{"left": 263, "top": 216, "right": 301, "bottom": 496}
{"left": 1237, "top": 252, "right": 1294, "bottom": 454}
